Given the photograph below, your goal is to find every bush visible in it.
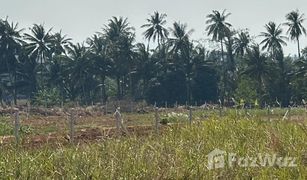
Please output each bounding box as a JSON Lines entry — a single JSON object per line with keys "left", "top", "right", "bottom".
{"left": 34, "top": 88, "right": 61, "bottom": 107}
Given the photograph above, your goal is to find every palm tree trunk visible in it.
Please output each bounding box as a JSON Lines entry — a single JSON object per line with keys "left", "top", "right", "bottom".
{"left": 129, "top": 72, "right": 133, "bottom": 97}
{"left": 220, "top": 39, "right": 225, "bottom": 105}
{"left": 158, "top": 34, "right": 166, "bottom": 73}
{"left": 186, "top": 76, "right": 191, "bottom": 105}
{"left": 297, "top": 37, "right": 301, "bottom": 58}
{"left": 220, "top": 39, "right": 224, "bottom": 62}
{"left": 147, "top": 40, "right": 150, "bottom": 52}
{"left": 13, "top": 71, "right": 17, "bottom": 105}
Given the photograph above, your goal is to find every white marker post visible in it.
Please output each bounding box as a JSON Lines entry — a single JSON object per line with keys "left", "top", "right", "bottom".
{"left": 114, "top": 107, "right": 128, "bottom": 135}
{"left": 282, "top": 109, "right": 289, "bottom": 121}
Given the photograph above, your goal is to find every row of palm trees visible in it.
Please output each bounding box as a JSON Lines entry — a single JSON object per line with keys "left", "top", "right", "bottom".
{"left": 0, "top": 10, "right": 307, "bottom": 106}
{"left": 203, "top": 9, "right": 307, "bottom": 106}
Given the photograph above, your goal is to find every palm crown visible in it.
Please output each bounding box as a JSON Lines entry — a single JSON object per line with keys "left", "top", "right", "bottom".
{"left": 141, "top": 11, "right": 168, "bottom": 46}
{"left": 24, "top": 24, "right": 53, "bottom": 64}
{"left": 206, "top": 10, "right": 232, "bottom": 42}
{"left": 284, "top": 10, "right": 306, "bottom": 58}
{"left": 260, "top": 22, "right": 287, "bottom": 55}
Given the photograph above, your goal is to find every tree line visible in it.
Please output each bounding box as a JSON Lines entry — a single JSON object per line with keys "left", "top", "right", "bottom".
{"left": 0, "top": 10, "right": 307, "bottom": 107}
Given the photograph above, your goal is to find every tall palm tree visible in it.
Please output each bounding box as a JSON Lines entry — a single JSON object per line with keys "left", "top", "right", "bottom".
{"left": 284, "top": 10, "right": 306, "bottom": 58}
{"left": 260, "top": 22, "right": 287, "bottom": 57}
{"left": 168, "top": 22, "right": 194, "bottom": 104}
{"left": 135, "top": 43, "right": 152, "bottom": 98}
{"left": 206, "top": 10, "right": 232, "bottom": 103}
{"left": 242, "top": 45, "right": 270, "bottom": 99}
{"left": 206, "top": 10, "right": 232, "bottom": 62}
{"left": 47, "top": 32, "right": 72, "bottom": 104}
{"left": 64, "top": 43, "right": 93, "bottom": 102}
{"left": 0, "top": 18, "right": 23, "bottom": 105}
{"left": 24, "top": 24, "right": 54, "bottom": 89}
{"left": 260, "top": 22, "right": 289, "bottom": 106}
{"left": 103, "top": 17, "right": 135, "bottom": 99}
{"left": 224, "top": 30, "right": 236, "bottom": 73}
{"left": 87, "top": 34, "right": 110, "bottom": 102}
{"left": 141, "top": 11, "right": 168, "bottom": 49}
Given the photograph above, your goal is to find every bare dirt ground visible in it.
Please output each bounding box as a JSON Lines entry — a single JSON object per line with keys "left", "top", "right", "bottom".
{"left": 0, "top": 112, "right": 164, "bottom": 148}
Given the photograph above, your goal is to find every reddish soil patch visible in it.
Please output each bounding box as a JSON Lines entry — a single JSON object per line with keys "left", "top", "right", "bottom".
{"left": 0, "top": 125, "right": 167, "bottom": 149}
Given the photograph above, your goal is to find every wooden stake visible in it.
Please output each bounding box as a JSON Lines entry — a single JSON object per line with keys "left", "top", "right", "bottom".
{"left": 154, "top": 107, "right": 159, "bottom": 134}
{"left": 189, "top": 106, "right": 192, "bottom": 125}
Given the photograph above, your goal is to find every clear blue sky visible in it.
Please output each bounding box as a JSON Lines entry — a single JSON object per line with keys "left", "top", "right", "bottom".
{"left": 1, "top": 0, "right": 307, "bottom": 55}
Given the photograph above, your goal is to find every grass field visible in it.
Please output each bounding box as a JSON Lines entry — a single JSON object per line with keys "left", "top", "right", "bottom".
{"left": 0, "top": 107, "right": 306, "bottom": 179}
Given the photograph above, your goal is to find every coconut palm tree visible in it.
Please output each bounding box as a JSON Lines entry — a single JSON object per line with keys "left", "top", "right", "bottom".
{"left": 141, "top": 11, "right": 168, "bottom": 49}
{"left": 103, "top": 17, "right": 135, "bottom": 99}
{"left": 63, "top": 43, "right": 94, "bottom": 102}
{"left": 206, "top": 10, "right": 232, "bottom": 62}
{"left": 284, "top": 10, "right": 306, "bottom": 58}
{"left": 46, "top": 32, "right": 72, "bottom": 104}
{"left": 233, "top": 30, "right": 251, "bottom": 56}
{"left": 260, "top": 22, "right": 287, "bottom": 57}
{"left": 242, "top": 45, "right": 270, "bottom": 99}
{"left": 87, "top": 34, "right": 111, "bottom": 102}
{"left": 168, "top": 22, "right": 194, "bottom": 104}
{"left": 206, "top": 10, "right": 232, "bottom": 103}
{"left": 24, "top": 24, "right": 54, "bottom": 90}
{"left": 260, "top": 22, "right": 290, "bottom": 106}
{"left": 0, "top": 18, "right": 23, "bottom": 105}
{"left": 135, "top": 43, "right": 152, "bottom": 98}
{"left": 168, "top": 22, "right": 194, "bottom": 54}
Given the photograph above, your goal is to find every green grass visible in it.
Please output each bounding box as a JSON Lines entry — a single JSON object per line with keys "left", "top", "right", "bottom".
{"left": 0, "top": 111, "right": 306, "bottom": 179}
{"left": 0, "top": 116, "right": 13, "bottom": 136}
